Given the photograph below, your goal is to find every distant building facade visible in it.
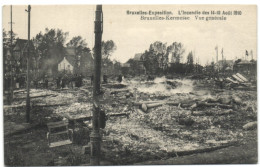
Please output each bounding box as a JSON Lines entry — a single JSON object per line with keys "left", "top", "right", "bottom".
{"left": 233, "top": 59, "right": 257, "bottom": 76}
{"left": 57, "top": 47, "right": 94, "bottom": 76}
{"left": 58, "top": 57, "right": 74, "bottom": 73}
{"left": 214, "top": 60, "right": 234, "bottom": 72}
{"left": 133, "top": 53, "right": 146, "bottom": 74}
{"left": 3, "top": 48, "right": 12, "bottom": 77}
{"left": 13, "top": 39, "right": 37, "bottom": 75}
{"left": 121, "top": 63, "right": 131, "bottom": 75}
{"left": 57, "top": 47, "right": 76, "bottom": 74}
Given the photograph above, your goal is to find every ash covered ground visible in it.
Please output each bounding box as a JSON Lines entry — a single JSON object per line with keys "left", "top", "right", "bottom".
{"left": 4, "top": 76, "right": 257, "bottom": 165}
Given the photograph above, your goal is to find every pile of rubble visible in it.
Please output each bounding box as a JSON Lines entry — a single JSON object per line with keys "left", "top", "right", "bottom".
{"left": 217, "top": 73, "right": 256, "bottom": 90}
{"left": 4, "top": 75, "right": 257, "bottom": 165}
{"left": 99, "top": 76, "right": 257, "bottom": 164}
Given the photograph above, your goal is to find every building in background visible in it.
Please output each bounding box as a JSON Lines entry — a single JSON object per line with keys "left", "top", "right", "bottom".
{"left": 58, "top": 57, "right": 74, "bottom": 73}
{"left": 79, "top": 51, "right": 94, "bottom": 77}
{"left": 233, "top": 59, "right": 257, "bottom": 77}
{"left": 12, "top": 39, "right": 36, "bottom": 88}
{"left": 214, "top": 60, "right": 234, "bottom": 72}
{"left": 133, "top": 53, "right": 146, "bottom": 75}
{"left": 13, "top": 39, "right": 36, "bottom": 75}
{"left": 121, "top": 62, "right": 131, "bottom": 76}
{"left": 57, "top": 47, "right": 76, "bottom": 74}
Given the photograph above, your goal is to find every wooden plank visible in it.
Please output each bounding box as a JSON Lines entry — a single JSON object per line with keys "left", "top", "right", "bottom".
{"left": 226, "top": 77, "right": 238, "bottom": 84}
{"left": 133, "top": 100, "right": 167, "bottom": 106}
{"left": 234, "top": 86, "right": 256, "bottom": 91}
{"left": 14, "top": 90, "right": 26, "bottom": 94}
{"left": 232, "top": 74, "right": 244, "bottom": 83}
{"left": 35, "top": 103, "right": 68, "bottom": 107}
{"left": 236, "top": 73, "right": 248, "bottom": 82}
{"left": 47, "top": 120, "right": 68, "bottom": 126}
{"left": 47, "top": 121, "right": 68, "bottom": 128}
{"left": 49, "top": 139, "right": 72, "bottom": 148}
{"left": 15, "top": 94, "right": 57, "bottom": 100}
{"left": 136, "top": 109, "right": 144, "bottom": 115}
{"left": 235, "top": 74, "right": 246, "bottom": 82}
{"left": 108, "top": 112, "right": 130, "bottom": 117}
{"left": 68, "top": 112, "right": 130, "bottom": 122}
{"left": 49, "top": 130, "right": 68, "bottom": 135}
{"left": 110, "top": 89, "right": 129, "bottom": 94}
{"left": 48, "top": 124, "right": 67, "bottom": 129}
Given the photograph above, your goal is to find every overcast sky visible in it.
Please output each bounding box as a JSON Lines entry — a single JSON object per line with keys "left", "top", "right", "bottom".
{"left": 2, "top": 5, "right": 257, "bottom": 65}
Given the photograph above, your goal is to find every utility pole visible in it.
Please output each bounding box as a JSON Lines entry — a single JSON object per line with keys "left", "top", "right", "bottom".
{"left": 193, "top": 49, "right": 196, "bottom": 73}
{"left": 221, "top": 48, "right": 224, "bottom": 74}
{"left": 215, "top": 46, "right": 218, "bottom": 73}
{"left": 9, "top": 5, "right": 14, "bottom": 104}
{"left": 90, "top": 5, "right": 103, "bottom": 165}
{"left": 25, "top": 5, "right": 31, "bottom": 123}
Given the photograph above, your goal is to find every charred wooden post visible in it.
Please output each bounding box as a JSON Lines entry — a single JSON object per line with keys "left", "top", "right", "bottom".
{"left": 25, "top": 5, "right": 31, "bottom": 123}
{"left": 90, "top": 5, "right": 103, "bottom": 165}
{"left": 10, "top": 5, "right": 14, "bottom": 104}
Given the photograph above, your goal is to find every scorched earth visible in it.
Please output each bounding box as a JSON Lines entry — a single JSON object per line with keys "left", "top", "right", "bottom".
{"left": 4, "top": 76, "right": 257, "bottom": 165}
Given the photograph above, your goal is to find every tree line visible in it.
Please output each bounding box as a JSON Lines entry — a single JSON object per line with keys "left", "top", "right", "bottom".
{"left": 126, "top": 41, "right": 198, "bottom": 75}
{"left": 3, "top": 28, "right": 117, "bottom": 77}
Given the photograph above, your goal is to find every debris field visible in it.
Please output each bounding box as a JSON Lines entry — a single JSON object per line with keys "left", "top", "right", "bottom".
{"left": 4, "top": 76, "right": 257, "bottom": 165}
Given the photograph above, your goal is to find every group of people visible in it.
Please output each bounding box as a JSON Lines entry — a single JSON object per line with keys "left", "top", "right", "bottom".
{"left": 5, "top": 73, "right": 126, "bottom": 91}
{"left": 32, "top": 75, "right": 49, "bottom": 89}
{"left": 90, "top": 74, "right": 123, "bottom": 85}
{"left": 56, "top": 74, "right": 83, "bottom": 89}
{"left": 4, "top": 75, "right": 26, "bottom": 90}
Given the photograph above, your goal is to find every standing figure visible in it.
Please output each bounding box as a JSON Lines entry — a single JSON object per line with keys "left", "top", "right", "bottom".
{"left": 70, "top": 74, "right": 75, "bottom": 89}
{"left": 20, "top": 76, "right": 25, "bottom": 88}
{"left": 56, "top": 76, "right": 61, "bottom": 89}
{"left": 34, "top": 77, "right": 38, "bottom": 89}
{"left": 72, "top": 74, "right": 76, "bottom": 88}
{"left": 117, "top": 74, "right": 122, "bottom": 83}
{"left": 63, "top": 74, "right": 68, "bottom": 88}
{"left": 44, "top": 77, "right": 48, "bottom": 89}
{"left": 91, "top": 74, "right": 94, "bottom": 85}
{"left": 78, "top": 74, "right": 83, "bottom": 87}
{"left": 103, "top": 74, "right": 108, "bottom": 84}
{"left": 61, "top": 76, "right": 66, "bottom": 89}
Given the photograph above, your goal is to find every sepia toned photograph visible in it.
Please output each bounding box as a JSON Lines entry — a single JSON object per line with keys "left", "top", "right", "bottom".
{"left": 2, "top": 4, "right": 257, "bottom": 166}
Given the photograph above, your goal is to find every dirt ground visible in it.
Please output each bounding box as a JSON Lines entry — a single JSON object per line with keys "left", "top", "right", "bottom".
{"left": 136, "top": 130, "right": 257, "bottom": 165}
{"left": 4, "top": 76, "right": 257, "bottom": 165}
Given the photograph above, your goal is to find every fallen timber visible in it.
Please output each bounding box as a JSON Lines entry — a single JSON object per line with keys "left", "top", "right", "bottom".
{"left": 236, "top": 73, "right": 248, "bottom": 82}
{"left": 232, "top": 74, "right": 244, "bottom": 83}
{"left": 134, "top": 98, "right": 234, "bottom": 112}
{"left": 195, "top": 101, "right": 233, "bottom": 109}
{"left": 233, "top": 86, "right": 256, "bottom": 91}
{"left": 4, "top": 102, "right": 68, "bottom": 109}
{"left": 15, "top": 94, "right": 57, "bottom": 100}
{"left": 67, "top": 112, "right": 130, "bottom": 123}
{"left": 166, "top": 101, "right": 233, "bottom": 109}
{"left": 243, "top": 121, "right": 257, "bottom": 130}
{"left": 192, "top": 109, "right": 234, "bottom": 116}
{"left": 223, "top": 72, "right": 256, "bottom": 90}
{"left": 133, "top": 100, "right": 167, "bottom": 106}
{"left": 14, "top": 89, "right": 26, "bottom": 94}
{"left": 141, "top": 103, "right": 164, "bottom": 112}
{"left": 104, "top": 83, "right": 127, "bottom": 89}
{"left": 110, "top": 89, "right": 129, "bottom": 95}
{"left": 33, "top": 103, "right": 68, "bottom": 107}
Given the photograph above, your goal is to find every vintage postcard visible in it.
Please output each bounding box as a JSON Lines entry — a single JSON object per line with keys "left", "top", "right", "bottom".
{"left": 2, "top": 5, "right": 257, "bottom": 165}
